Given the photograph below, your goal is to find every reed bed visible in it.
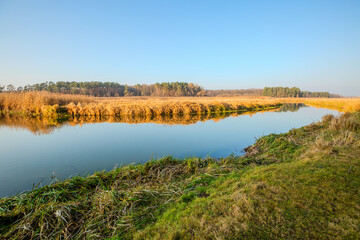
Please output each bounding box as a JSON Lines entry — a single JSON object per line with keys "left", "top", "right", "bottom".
{"left": 300, "top": 98, "right": 360, "bottom": 112}
{"left": 0, "top": 92, "right": 282, "bottom": 117}
{"left": 0, "top": 92, "right": 93, "bottom": 116}
{"left": 1, "top": 92, "right": 359, "bottom": 119}
{"left": 65, "top": 97, "right": 281, "bottom": 117}
{"left": 269, "top": 97, "right": 360, "bottom": 112}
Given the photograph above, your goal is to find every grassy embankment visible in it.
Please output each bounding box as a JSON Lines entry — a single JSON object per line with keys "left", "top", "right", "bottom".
{"left": 1, "top": 110, "right": 359, "bottom": 239}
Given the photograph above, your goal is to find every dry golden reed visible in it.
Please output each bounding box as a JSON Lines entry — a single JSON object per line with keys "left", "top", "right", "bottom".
{"left": 0, "top": 92, "right": 282, "bottom": 117}
{"left": 0, "top": 91, "right": 93, "bottom": 115}
{"left": 300, "top": 98, "right": 360, "bottom": 112}
{"left": 1, "top": 92, "right": 359, "bottom": 118}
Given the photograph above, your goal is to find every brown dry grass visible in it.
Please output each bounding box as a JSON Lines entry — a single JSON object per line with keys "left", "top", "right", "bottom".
{"left": 0, "top": 92, "right": 282, "bottom": 117}
{"left": 297, "top": 98, "right": 360, "bottom": 112}
{"left": 65, "top": 96, "right": 283, "bottom": 117}
{"left": 0, "top": 92, "right": 93, "bottom": 115}
{"left": 1, "top": 92, "right": 359, "bottom": 117}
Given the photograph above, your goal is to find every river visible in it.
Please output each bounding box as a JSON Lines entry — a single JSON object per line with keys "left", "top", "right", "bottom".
{"left": 0, "top": 104, "right": 338, "bottom": 197}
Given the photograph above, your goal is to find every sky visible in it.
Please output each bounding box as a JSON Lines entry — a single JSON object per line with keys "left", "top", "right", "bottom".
{"left": 0, "top": 0, "right": 359, "bottom": 96}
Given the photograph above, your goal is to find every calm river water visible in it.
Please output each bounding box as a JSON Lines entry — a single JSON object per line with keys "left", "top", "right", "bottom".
{"left": 0, "top": 105, "right": 338, "bottom": 197}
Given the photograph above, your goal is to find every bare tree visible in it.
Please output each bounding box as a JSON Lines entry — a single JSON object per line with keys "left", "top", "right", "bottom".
{"left": 7, "top": 84, "right": 15, "bottom": 92}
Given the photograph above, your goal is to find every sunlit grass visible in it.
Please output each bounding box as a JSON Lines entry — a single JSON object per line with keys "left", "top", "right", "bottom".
{"left": 301, "top": 98, "right": 360, "bottom": 112}
{"left": 1, "top": 91, "right": 359, "bottom": 120}
{"left": 1, "top": 92, "right": 359, "bottom": 120}
{"left": 0, "top": 92, "right": 282, "bottom": 117}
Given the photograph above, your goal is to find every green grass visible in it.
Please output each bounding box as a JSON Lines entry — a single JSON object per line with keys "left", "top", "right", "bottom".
{"left": 1, "top": 112, "right": 360, "bottom": 239}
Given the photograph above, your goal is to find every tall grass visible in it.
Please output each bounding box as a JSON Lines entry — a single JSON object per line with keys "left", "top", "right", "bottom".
{"left": 65, "top": 97, "right": 282, "bottom": 117}
{"left": 1, "top": 92, "right": 359, "bottom": 119}
{"left": 0, "top": 92, "right": 93, "bottom": 116}
{"left": 300, "top": 98, "right": 360, "bottom": 112}
{"left": 0, "top": 92, "right": 282, "bottom": 117}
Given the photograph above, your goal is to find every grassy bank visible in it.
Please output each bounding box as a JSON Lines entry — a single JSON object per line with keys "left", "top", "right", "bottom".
{"left": 1, "top": 111, "right": 359, "bottom": 239}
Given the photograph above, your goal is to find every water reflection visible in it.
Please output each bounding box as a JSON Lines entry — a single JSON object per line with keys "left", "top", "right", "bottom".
{"left": 0, "top": 104, "right": 306, "bottom": 135}
{"left": 276, "top": 103, "right": 306, "bottom": 112}
{"left": 0, "top": 103, "right": 338, "bottom": 197}
{"left": 0, "top": 116, "right": 63, "bottom": 135}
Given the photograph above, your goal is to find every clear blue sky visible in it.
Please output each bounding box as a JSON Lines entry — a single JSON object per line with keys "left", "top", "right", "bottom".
{"left": 0, "top": 0, "right": 359, "bottom": 96}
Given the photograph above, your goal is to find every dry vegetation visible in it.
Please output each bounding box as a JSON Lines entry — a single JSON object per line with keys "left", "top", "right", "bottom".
{"left": 300, "top": 98, "right": 360, "bottom": 112}
{"left": 1, "top": 92, "right": 359, "bottom": 120}
{"left": 1, "top": 111, "right": 359, "bottom": 239}
{"left": 0, "top": 92, "right": 93, "bottom": 117}
{"left": 65, "top": 96, "right": 283, "bottom": 117}
{"left": 0, "top": 92, "right": 284, "bottom": 117}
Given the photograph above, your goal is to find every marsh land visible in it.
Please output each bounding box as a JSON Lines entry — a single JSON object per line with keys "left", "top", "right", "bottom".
{"left": 0, "top": 93, "right": 359, "bottom": 239}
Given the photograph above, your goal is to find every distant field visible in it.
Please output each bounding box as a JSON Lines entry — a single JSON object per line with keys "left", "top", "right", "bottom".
{"left": 0, "top": 92, "right": 359, "bottom": 118}
{"left": 96, "top": 96, "right": 360, "bottom": 112}
{"left": 299, "top": 98, "right": 360, "bottom": 112}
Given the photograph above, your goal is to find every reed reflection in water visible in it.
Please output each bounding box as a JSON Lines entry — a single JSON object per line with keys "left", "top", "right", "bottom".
{"left": 0, "top": 104, "right": 306, "bottom": 135}
{"left": 1, "top": 103, "right": 332, "bottom": 198}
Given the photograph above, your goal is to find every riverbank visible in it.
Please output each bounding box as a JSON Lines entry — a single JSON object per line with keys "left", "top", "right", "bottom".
{"left": 1, "top": 111, "right": 359, "bottom": 239}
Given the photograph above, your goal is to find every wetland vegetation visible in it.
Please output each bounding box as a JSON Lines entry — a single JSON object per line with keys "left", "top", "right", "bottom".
{"left": 0, "top": 91, "right": 284, "bottom": 119}
{"left": 0, "top": 91, "right": 359, "bottom": 239}
{"left": 1, "top": 91, "right": 359, "bottom": 121}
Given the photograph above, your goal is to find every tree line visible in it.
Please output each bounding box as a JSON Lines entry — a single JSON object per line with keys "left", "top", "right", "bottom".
{"left": 0, "top": 82, "right": 341, "bottom": 98}
{"left": 204, "top": 89, "right": 263, "bottom": 97}
{"left": 262, "top": 87, "right": 338, "bottom": 98}
{"left": 0, "top": 82, "right": 203, "bottom": 97}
